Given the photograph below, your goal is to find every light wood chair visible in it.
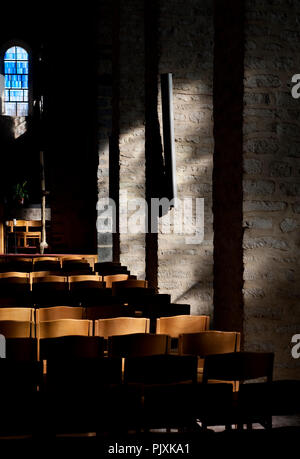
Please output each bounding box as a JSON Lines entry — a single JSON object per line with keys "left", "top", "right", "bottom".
{"left": 32, "top": 276, "right": 69, "bottom": 304}
{"left": 156, "top": 315, "right": 210, "bottom": 338}
{"left": 108, "top": 333, "right": 169, "bottom": 358}
{"left": 0, "top": 271, "right": 30, "bottom": 281}
{"left": 179, "top": 331, "right": 241, "bottom": 356}
{"left": 202, "top": 352, "right": 274, "bottom": 429}
{"left": 36, "top": 319, "right": 93, "bottom": 339}
{"left": 68, "top": 275, "right": 102, "bottom": 286}
{"left": 95, "top": 317, "right": 150, "bottom": 339}
{"left": 0, "top": 320, "right": 34, "bottom": 338}
{"left": 6, "top": 220, "right": 42, "bottom": 251}
{"left": 179, "top": 330, "right": 241, "bottom": 384}
{"left": 0, "top": 307, "right": 34, "bottom": 322}
{"left": 36, "top": 306, "right": 85, "bottom": 322}
{"left": 33, "top": 257, "right": 61, "bottom": 272}
{"left": 112, "top": 279, "right": 148, "bottom": 296}
{"left": 103, "top": 274, "right": 129, "bottom": 288}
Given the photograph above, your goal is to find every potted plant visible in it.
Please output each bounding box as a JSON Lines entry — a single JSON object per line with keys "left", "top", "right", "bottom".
{"left": 12, "top": 181, "right": 29, "bottom": 206}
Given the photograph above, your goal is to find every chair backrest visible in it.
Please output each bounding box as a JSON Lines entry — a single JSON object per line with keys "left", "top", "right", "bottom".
{"left": 31, "top": 271, "right": 62, "bottom": 279}
{"left": 103, "top": 274, "right": 129, "bottom": 288}
{"left": 156, "top": 315, "right": 210, "bottom": 338}
{"left": 179, "top": 331, "right": 241, "bottom": 356}
{"left": 86, "top": 304, "right": 136, "bottom": 320}
{"left": 68, "top": 274, "right": 104, "bottom": 288}
{"left": 95, "top": 317, "right": 150, "bottom": 339}
{"left": 0, "top": 272, "right": 30, "bottom": 281}
{"left": 202, "top": 352, "right": 274, "bottom": 384}
{"left": 33, "top": 259, "right": 61, "bottom": 272}
{"left": 108, "top": 333, "right": 169, "bottom": 357}
{"left": 112, "top": 279, "right": 148, "bottom": 295}
{"left": 6, "top": 220, "right": 41, "bottom": 230}
{"left": 6, "top": 338, "right": 37, "bottom": 361}
{"left": 36, "top": 306, "right": 85, "bottom": 322}
{"left": 124, "top": 354, "right": 198, "bottom": 385}
{"left": 32, "top": 276, "right": 67, "bottom": 284}
{"left": 40, "top": 336, "right": 104, "bottom": 361}
{"left": 36, "top": 319, "right": 93, "bottom": 339}
{"left": 0, "top": 307, "right": 34, "bottom": 322}
{"left": 34, "top": 257, "right": 59, "bottom": 262}
{"left": 0, "top": 320, "right": 34, "bottom": 338}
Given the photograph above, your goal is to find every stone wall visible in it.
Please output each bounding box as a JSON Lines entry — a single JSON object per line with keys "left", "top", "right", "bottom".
{"left": 244, "top": 0, "right": 300, "bottom": 379}
{"left": 157, "top": 0, "right": 214, "bottom": 316}
{"left": 118, "top": 0, "right": 146, "bottom": 279}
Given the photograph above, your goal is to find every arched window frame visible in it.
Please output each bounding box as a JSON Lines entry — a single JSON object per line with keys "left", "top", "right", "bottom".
{"left": 0, "top": 40, "right": 32, "bottom": 117}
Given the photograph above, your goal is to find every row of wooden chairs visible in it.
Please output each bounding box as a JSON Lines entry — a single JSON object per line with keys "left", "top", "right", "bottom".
{"left": 0, "top": 258, "right": 129, "bottom": 276}
{"left": 0, "top": 351, "right": 281, "bottom": 435}
{"left": 0, "top": 310, "right": 210, "bottom": 336}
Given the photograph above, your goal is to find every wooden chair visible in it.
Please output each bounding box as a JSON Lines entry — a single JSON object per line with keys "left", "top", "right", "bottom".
{"left": 86, "top": 304, "right": 142, "bottom": 320}
{"left": 69, "top": 275, "right": 106, "bottom": 305}
{"left": 31, "top": 271, "right": 62, "bottom": 280}
{"left": 36, "top": 319, "right": 93, "bottom": 339}
{"left": 95, "top": 262, "right": 129, "bottom": 276}
{"left": 94, "top": 317, "right": 150, "bottom": 339}
{"left": 36, "top": 306, "right": 85, "bottom": 322}
{"left": 6, "top": 337, "right": 37, "bottom": 361}
{"left": 124, "top": 354, "right": 198, "bottom": 385}
{"left": 103, "top": 274, "right": 129, "bottom": 288}
{"left": 179, "top": 330, "right": 241, "bottom": 384}
{"left": 0, "top": 320, "right": 34, "bottom": 337}
{"left": 112, "top": 279, "right": 149, "bottom": 296}
{"left": 108, "top": 333, "right": 169, "bottom": 357}
{"left": 156, "top": 315, "right": 210, "bottom": 338}
{"left": 0, "top": 307, "right": 34, "bottom": 322}
{"left": 33, "top": 257, "right": 61, "bottom": 272}
{"left": 6, "top": 220, "right": 42, "bottom": 252}
{"left": 68, "top": 275, "right": 103, "bottom": 288}
{"left": 40, "top": 335, "right": 104, "bottom": 361}
{"left": 202, "top": 352, "right": 274, "bottom": 430}
{"left": 0, "top": 271, "right": 30, "bottom": 281}
{"left": 0, "top": 272, "right": 31, "bottom": 306}
{"left": 62, "top": 259, "right": 93, "bottom": 275}
{"left": 32, "top": 275, "right": 69, "bottom": 306}
{"left": 0, "top": 258, "right": 33, "bottom": 272}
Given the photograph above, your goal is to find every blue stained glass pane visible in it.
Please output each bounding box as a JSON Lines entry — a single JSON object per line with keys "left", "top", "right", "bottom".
{"left": 4, "top": 47, "right": 16, "bottom": 60}
{"left": 5, "top": 90, "right": 10, "bottom": 101}
{"left": 5, "top": 75, "right": 11, "bottom": 88}
{"left": 23, "top": 90, "right": 28, "bottom": 102}
{"left": 5, "top": 62, "right": 16, "bottom": 74}
{"left": 16, "top": 62, "right": 28, "bottom": 74}
{"left": 16, "top": 47, "right": 28, "bottom": 60}
{"left": 21, "top": 75, "right": 28, "bottom": 88}
{"left": 10, "top": 90, "right": 23, "bottom": 102}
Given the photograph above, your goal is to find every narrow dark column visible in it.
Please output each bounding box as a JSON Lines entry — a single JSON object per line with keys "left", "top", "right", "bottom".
{"left": 213, "top": 0, "right": 245, "bottom": 334}
{"left": 144, "top": 0, "right": 165, "bottom": 291}
{"left": 111, "top": 0, "right": 120, "bottom": 262}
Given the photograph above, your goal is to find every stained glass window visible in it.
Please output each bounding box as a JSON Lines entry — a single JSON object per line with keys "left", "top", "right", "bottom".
{"left": 4, "top": 46, "right": 29, "bottom": 116}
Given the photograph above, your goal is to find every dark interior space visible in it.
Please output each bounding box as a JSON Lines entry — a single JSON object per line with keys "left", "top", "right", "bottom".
{"left": 0, "top": 0, "right": 298, "bottom": 449}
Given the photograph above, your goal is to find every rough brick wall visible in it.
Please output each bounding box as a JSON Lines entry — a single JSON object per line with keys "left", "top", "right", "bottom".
{"left": 157, "top": 0, "right": 214, "bottom": 315}
{"left": 244, "top": 0, "right": 300, "bottom": 379}
{"left": 97, "top": 1, "right": 113, "bottom": 262}
{"left": 118, "top": 0, "right": 146, "bottom": 279}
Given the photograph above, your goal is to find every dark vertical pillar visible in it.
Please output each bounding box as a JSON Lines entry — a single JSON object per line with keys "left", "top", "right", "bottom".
{"left": 144, "top": 0, "right": 165, "bottom": 291}
{"left": 213, "top": 0, "right": 245, "bottom": 334}
{"left": 111, "top": 0, "right": 120, "bottom": 262}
